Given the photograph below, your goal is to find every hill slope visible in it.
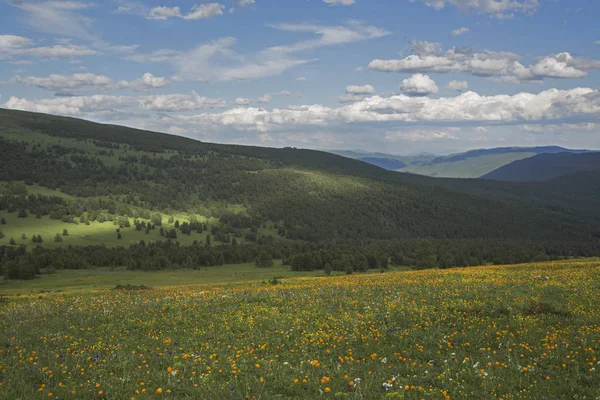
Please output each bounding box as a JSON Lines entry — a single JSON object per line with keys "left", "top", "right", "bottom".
{"left": 402, "top": 146, "right": 591, "bottom": 178}
{"left": 482, "top": 152, "right": 600, "bottom": 182}
{"left": 1, "top": 109, "right": 600, "bottom": 274}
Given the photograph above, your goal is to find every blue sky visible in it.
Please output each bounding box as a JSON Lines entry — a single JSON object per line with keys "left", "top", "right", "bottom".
{"left": 1, "top": 0, "right": 599, "bottom": 154}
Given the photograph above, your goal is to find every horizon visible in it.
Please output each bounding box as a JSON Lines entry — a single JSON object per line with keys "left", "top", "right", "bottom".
{"left": 1, "top": 0, "right": 599, "bottom": 153}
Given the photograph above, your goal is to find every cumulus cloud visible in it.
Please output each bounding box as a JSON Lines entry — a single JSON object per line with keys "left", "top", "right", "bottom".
{"left": 11, "top": 72, "right": 169, "bottom": 92}
{"left": 0, "top": 35, "right": 98, "bottom": 60}
{"left": 346, "top": 85, "right": 376, "bottom": 94}
{"left": 146, "top": 3, "right": 224, "bottom": 20}
{"left": 368, "top": 40, "right": 599, "bottom": 83}
{"left": 143, "top": 87, "right": 600, "bottom": 133}
{"left": 409, "top": 0, "right": 540, "bottom": 19}
{"left": 0, "top": 35, "right": 33, "bottom": 50}
{"left": 451, "top": 27, "right": 470, "bottom": 36}
{"left": 257, "top": 94, "right": 272, "bottom": 104}
{"left": 448, "top": 80, "right": 469, "bottom": 92}
{"left": 401, "top": 74, "right": 439, "bottom": 96}
{"left": 235, "top": 97, "right": 251, "bottom": 105}
{"left": 148, "top": 6, "right": 182, "bottom": 19}
{"left": 3, "top": 92, "right": 226, "bottom": 116}
{"left": 184, "top": 3, "right": 225, "bottom": 20}
{"left": 323, "top": 0, "right": 355, "bottom": 5}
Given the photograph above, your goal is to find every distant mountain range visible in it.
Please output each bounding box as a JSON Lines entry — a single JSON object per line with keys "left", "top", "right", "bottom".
{"left": 329, "top": 146, "right": 595, "bottom": 179}
{"left": 482, "top": 152, "right": 600, "bottom": 182}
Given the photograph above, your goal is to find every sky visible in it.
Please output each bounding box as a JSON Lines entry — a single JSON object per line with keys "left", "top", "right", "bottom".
{"left": 0, "top": 0, "right": 599, "bottom": 155}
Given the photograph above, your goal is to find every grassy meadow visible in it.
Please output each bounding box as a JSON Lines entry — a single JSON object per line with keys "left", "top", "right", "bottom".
{"left": 1, "top": 260, "right": 599, "bottom": 399}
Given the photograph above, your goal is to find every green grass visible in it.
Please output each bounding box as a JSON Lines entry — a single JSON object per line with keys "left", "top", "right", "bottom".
{"left": 0, "top": 260, "right": 355, "bottom": 294}
{"left": 403, "top": 152, "right": 537, "bottom": 178}
{"left": 1, "top": 260, "right": 599, "bottom": 399}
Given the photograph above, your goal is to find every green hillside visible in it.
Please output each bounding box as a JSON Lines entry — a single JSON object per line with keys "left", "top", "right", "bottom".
{"left": 1, "top": 109, "right": 599, "bottom": 278}
{"left": 482, "top": 152, "right": 600, "bottom": 182}
{"left": 403, "top": 152, "right": 537, "bottom": 178}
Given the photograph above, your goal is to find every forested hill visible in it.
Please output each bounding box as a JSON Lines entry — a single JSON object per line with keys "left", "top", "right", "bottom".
{"left": 1, "top": 109, "right": 600, "bottom": 276}
{"left": 482, "top": 152, "right": 600, "bottom": 182}
{"left": 1, "top": 107, "right": 599, "bottom": 242}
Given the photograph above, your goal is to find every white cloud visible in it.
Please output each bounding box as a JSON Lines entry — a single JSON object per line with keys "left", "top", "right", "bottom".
{"left": 448, "top": 80, "right": 469, "bottom": 92}
{"left": 165, "top": 22, "right": 389, "bottom": 81}
{"left": 184, "top": 3, "right": 225, "bottom": 20}
{"left": 0, "top": 34, "right": 98, "bottom": 59}
{"left": 257, "top": 94, "right": 273, "bottom": 104}
{"left": 120, "top": 73, "right": 169, "bottom": 90}
{"left": 451, "top": 27, "right": 470, "bottom": 36}
{"left": 148, "top": 6, "right": 182, "bottom": 19}
{"left": 123, "top": 2, "right": 224, "bottom": 20}
{"left": 235, "top": 0, "right": 256, "bottom": 6}
{"left": 368, "top": 41, "right": 599, "bottom": 82}
{"left": 384, "top": 128, "right": 460, "bottom": 142}
{"left": 0, "top": 35, "right": 33, "bottom": 50}
{"left": 146, "top": 87, "right": 600, "bottom": 133}
{"left": 20, "top": 44, "right": 98, "bottom": 58}
{"left": 235, "top": 97, "right": 251, "bottom": 105}
{"left": 295, "top": 77, "right": 308, "bottom": 82}
{"left": 7, "top": 0, "right": 97, "bottom": 42}
{"left": 409, "top": 0, "right": 540, "bottom": 19}
{"left": 11, "top": 72, "right": 169, "bottom": 92}
{"left": 337, "top": 95, "right": 365, "bottom": 103}
{"left": 323, "top": 0, "right": 355, "bottom": 5}
{"left": 518, "top": 122, "right": 598, "bottom": 133}
{"left": 4, "top": 92, "right": 226, "bottom": 116}
{"left": 346, "top": 85, "right": 376, "bottom": 94}
{"left": 401, "top": 74, "right": 439, "bottom": 96}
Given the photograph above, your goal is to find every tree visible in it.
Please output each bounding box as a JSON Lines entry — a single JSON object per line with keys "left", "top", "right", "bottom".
{"left": 324, "top": 263, "right": 332, "bottom": 276}
{"left": 255, "top": 251, "right": 273, "bottom": 268}
{"left": 9, "top": 237, "right": 16, "bottom": 246}
{"left": 54, "top": 233, "right": 63, "bottom": 243}
{"left": 37, "top": 235, "right": 43, "bottom": 243}
{"left": 174, "top": 220, "right": 180, "bottom": 229}
{"left": 205, "top": 234, "right": 211, "bottom": 246}
{"left": 0, "top": 217, "right": 6, "bottom": 225}
{"left": 18, "top": 209, "right": 28, "bottom": 218}
{"left": 0, "top": 230, "right": 4, "bottom": 239}
{"left": 414, "top": 240, "right": 437, "bottom": 270}
{"left": 117, "top": 232, "right": 122, "bottom": 240}
{"left": 62, "top": 229, "right": 69, "bottom": 236}
{"left": 168, "top": 216, "right": 174, "bottom": 224}
{"left": 21, "top": 233, "right": 27, "bottom": 240}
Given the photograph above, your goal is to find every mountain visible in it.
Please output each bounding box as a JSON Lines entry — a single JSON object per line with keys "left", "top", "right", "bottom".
{"left": 356, "top": 157, "right": 407, "bottom": 170}
{"left": 327, "top": 150, "right": 436, "bottom": 169}
{"left": 482, "top": 152, "right": 600, "bottom": 182}
{"left": 1, "top": 109, "right": 600, "bottom": 274}
{"left": 401, "top": 146, "right": 591, "bottom": 178}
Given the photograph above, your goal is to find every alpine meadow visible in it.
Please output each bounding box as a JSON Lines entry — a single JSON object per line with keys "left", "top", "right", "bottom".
{"left": 1, "top": 0, "right": 600, "bottom": 399}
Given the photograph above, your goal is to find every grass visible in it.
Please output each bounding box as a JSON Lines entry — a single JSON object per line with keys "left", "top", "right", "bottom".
{"left": 0, "top": 210, "right": 258, "bottom": 249}
{"left": 0, "top": 261, "right": 352, "bottom": 295}
{"left": 1, "top": 260, "right": 599, "bottom": 399}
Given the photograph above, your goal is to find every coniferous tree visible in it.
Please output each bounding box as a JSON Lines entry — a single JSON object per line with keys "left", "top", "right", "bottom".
{"left": 414, "top": 239, "right": 437, "bottom": 270}
{"left": 54, "top": 233, "right": 63, "bottom": 242}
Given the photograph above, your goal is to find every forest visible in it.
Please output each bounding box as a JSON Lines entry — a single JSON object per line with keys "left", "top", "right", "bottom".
{"left": 1, "top": 108, "right": 599, "bottom": 279}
